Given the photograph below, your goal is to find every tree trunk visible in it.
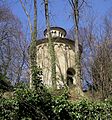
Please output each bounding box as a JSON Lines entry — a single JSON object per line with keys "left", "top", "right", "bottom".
{"left": 73, "top": 0, "right": 83, "bottom": 95}
{"left": 29, "top": 0, "right": 38, "bottom": 88}
{"left": 44, "top": 0, "right": 57, "bottom": 89}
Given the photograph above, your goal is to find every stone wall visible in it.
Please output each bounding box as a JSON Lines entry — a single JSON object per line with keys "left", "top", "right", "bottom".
{"left": 36, "top": 40, "right": 77, "bottom": 88}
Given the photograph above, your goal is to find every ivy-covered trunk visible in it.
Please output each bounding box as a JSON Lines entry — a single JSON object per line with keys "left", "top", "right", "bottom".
{"left": 29, "top": 0, "right": 39, "bottom": 89}
{"left": 73, "top": 0, "right": 81, "bottom": 85}
{"left": 29, "top": 36, "right": 38, "bottom": 89}
{"left": 44, "top": 0, "right": 57, "bottom": 89}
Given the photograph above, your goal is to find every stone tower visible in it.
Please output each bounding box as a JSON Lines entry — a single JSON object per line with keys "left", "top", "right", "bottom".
{"left": 36, "top": 27, "right": 82, "bottom": 90}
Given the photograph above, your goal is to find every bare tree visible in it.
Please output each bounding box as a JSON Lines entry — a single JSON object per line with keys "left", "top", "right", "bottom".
{"left": 0, "top": 6, "right": 29, "bottom": 84}
{"left": 79, "top": 12, "right": 112, "bottom": 99}
{"left": 19, "top": 0, "right": 39, "bottom": 88}
{"left": 44, "top": 0, "right": 56, "bottom": 89}
{"left": 90, "top": 15, "right": 112, "bottom": 99}
{"left": 91, "top": 40, "right": 112, "bottom": 99}
{"left": 68, "top": 0, "right": 87, "bottom": 94}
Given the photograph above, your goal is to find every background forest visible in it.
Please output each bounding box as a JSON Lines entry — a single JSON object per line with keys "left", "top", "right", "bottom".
{"left": 0, "top": 0, "right": 112, "bottom": 120}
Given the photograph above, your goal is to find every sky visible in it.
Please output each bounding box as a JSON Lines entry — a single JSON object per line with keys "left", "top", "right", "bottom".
{"left": 3, "top": 0, "right": 112, "bottom": 39}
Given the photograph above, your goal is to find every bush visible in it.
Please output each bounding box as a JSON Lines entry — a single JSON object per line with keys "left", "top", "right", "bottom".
{"left": 54, "top": 96, "right": 112, "bottom": 120}
{"left": 0, "top": 85, "right": 112, "bottom": 120}
{"left": 0, "top": 82, "right": 112, "bottom": 120}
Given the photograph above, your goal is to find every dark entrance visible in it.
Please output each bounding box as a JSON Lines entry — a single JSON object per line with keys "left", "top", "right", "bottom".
{"left": 66, "top": 68, "right": 75, "bottom": 87}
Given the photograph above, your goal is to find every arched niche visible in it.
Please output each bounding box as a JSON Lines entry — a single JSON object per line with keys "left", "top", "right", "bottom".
{"left": 66, "top": 68, "right": 75, "bottom": 87}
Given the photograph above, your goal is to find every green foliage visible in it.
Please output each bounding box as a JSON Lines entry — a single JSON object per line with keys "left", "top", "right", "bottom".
{"left": 0, "top": 83, "right": 112, "bottom": 120}
{"left": 53, "top": 96, "right": 112, "bottom": 120}
{"left": 0, "top": 72, "right": 13, "bottom": 92}
{"left": 0, "top": 80, "right": 58, "bottom": 120}
{"left": 0, "top": 98, "right": 18, "bottom": 120}
{"left": 0, "top": 71, "right": 112, "bottom": 120}
{"left": 53, "top": 92, "right": 72, "bottom": 120}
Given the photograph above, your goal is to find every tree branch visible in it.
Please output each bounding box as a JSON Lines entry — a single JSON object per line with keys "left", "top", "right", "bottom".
{"left": 19, "top": 0, "right": 32, "bottom": 35}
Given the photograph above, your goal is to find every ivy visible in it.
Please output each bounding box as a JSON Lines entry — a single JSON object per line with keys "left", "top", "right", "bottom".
{"left": 0, "top": 82, "right": 112, "bottom": 120}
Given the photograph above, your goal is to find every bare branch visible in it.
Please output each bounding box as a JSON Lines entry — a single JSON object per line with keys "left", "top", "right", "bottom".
{"left": 68, "top": 0, "right": 75, "bottom": 10}
{"left": 78, "top": 0, "right": 85, "bottom": 10}
{"left": 19, "top": 0, "right": 32, "bottom": 35}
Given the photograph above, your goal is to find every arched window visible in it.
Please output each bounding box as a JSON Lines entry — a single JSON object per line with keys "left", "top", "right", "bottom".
{"left": 66, "top": 68, "right": 75, "bottom": 87}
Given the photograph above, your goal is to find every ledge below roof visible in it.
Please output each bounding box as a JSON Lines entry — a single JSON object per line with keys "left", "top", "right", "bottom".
{"left": 36, "top": 37, "right": 82, "bottom": 53}
{"left": 37, "top": 37, "right": 74, "bottom": 45}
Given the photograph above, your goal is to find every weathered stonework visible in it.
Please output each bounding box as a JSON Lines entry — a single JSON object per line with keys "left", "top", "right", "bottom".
{"left": 36, "top": 27, "right": 82, "bottom": 90}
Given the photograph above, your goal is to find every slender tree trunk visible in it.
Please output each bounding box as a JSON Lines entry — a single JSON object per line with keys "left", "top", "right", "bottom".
{"left": 44, "top": 0, "right": 57, "bottom": 89}
{"left": 19, "top": 0, "right": 40, "bottom": 89}
{"left": 73, "top": 0, "right": 82, "bottom": 87}
{"left": 34, "top": 0, "right": 37, "bottom": 38}
{"left": 29, "top": 0, "right": 38, "bottom": 88}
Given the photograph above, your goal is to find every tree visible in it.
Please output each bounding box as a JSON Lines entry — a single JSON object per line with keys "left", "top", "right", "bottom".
{"left": 20, "top": 0, "right": 57, "bottom": 89}
{"left": 90, "top": 15, "right": 112, "bottom": 99}
{"left": 19, "top": 0, "right": 40, "bottom": 89}
{"left": 0, "top": 6, "right": 29, "bottom": 84}
{"left": 68, "top": 0, "right": 87, "bottom": 94}
{"left": 0, "top": 72, "right": 13, "bottom": 92}
{"left": 44, "top": 0, "right": 57, "bottom": 89}
{"left": 80, "top": 13, "right": 112, "bottom": 99}
{"left": 91, "top": 40, "right": 112, "bottom": 99}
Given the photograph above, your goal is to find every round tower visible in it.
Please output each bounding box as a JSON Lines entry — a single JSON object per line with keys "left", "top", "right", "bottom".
{"left": 36, "top": 27, "right": 82, "bottom": 90}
